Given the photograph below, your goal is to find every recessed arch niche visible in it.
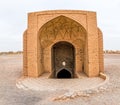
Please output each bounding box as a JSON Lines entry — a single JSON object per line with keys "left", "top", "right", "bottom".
{"left": 38, "top": 15, "right": 87, "bottom": 78}
{"left": 52, "top": 41, "right": 75, "bottom": 78}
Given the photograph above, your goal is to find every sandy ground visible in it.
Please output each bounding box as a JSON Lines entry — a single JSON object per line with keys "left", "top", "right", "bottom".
{"left": 0, "top": 54, "right": 120, "bottom": 105}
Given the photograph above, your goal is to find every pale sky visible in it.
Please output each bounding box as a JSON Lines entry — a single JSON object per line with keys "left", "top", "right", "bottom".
{"left": 0, "top": 0, "right": 120, "bottom": 51}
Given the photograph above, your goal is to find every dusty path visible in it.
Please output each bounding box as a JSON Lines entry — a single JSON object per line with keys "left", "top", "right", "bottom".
{"left": 0, "top": 54, "right": 120, "bottom": 105}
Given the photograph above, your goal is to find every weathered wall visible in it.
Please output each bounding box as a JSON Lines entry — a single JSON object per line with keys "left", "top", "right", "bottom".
{"left": 98, "top": 28, "right": 104, "bottom": 72}
{"left": 86, "top": 12, "right": 99, "bottom": 77}
{"left": 23, "top": 30, "right": 28, "bottom": 76}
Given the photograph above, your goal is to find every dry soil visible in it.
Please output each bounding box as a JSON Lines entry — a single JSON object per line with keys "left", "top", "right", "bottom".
{"left": 0, "top": 54, "right": 120, "bottom": 105}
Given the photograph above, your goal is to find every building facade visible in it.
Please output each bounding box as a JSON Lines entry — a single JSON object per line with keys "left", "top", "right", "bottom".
{"left": 23, "top": 10, "right": 104, "bottom": 78}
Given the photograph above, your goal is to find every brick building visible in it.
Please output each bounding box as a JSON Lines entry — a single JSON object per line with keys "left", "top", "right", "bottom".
{"left": 23, "top": 10, "right": 104, "bottom": 78}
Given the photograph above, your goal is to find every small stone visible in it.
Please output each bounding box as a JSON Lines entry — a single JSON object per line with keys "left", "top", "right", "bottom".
{"left": 99, "top": 87, "right": 106, "bottom": 91}
{"left": 62, "top": 96, "right": 68, "bottom": 100}
{"left": 71, "top": 94, "right": 76, "bottom": 98}
{"left": 86, "top": 90, "right": 92, "bottom": 94}
{"left": 81, "top": 93, "right": 90, "bottom": 97}
{"left": 64, "top": 92, "right": 73, "bottom": 97}
{"left": 94, "top": 89, "right": 99, "bottom": 93}
{"left": 77, "top": 91, "right": 84, "bottom": 96}
{"left": 53, "top": 98, "right": 58, "bottom": 101}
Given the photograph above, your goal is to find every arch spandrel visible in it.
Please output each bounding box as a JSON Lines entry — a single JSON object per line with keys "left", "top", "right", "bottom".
{"left": 38, "top": 15, "right": 87, "bottom": 49}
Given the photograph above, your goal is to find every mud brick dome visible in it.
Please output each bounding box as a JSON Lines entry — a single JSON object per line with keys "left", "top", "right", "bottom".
{"left": 23, "top": 10, "right": 104, "bottom": 78}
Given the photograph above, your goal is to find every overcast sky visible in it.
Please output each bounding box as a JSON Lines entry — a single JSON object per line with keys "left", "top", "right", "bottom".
{"left": 0, "top": 0, "right": 120, "bottom": 51}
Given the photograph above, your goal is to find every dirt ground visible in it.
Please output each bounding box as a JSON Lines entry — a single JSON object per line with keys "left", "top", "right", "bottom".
{"left": 0, "top": 54, "right": 120, "bottom": 105}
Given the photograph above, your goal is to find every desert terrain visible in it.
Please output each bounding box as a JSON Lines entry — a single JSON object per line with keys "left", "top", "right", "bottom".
{"left": 0, "top": 54, "right": 120, "bottom": 105}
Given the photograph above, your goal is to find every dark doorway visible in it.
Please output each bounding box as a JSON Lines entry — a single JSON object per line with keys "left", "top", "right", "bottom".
{"left": 57, "top": 69, "right": 71, "bottom": 78}
{"left": 52, "top": 41, "right": 75, "bottom": 78}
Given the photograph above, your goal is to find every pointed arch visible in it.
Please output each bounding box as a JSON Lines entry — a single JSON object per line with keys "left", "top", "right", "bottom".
{"left": 38, "top": 15, "right": 87, "bottom": 48}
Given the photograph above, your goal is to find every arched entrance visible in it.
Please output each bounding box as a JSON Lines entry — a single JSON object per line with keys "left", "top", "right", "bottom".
{"left": 38, "top": 15, "right": 87, "bottom": 78}
{"left": 57, "top": 69, "right": 71, "bottom": 78}
{"left": 52, "top": 41, "right": 75, "bottom": 78}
